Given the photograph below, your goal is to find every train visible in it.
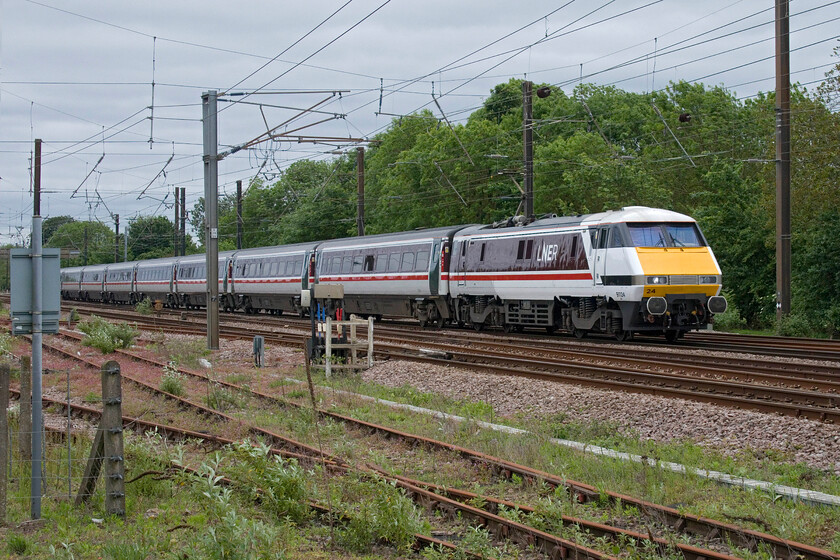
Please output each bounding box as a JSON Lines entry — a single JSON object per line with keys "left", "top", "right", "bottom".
{"left": 60, "top": 206, "right": 727, "bottom": 341}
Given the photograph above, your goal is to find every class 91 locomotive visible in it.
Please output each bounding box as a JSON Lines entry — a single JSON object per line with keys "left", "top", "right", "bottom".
{"left": 60, "top": 206, "right": 726, "bottom": 342}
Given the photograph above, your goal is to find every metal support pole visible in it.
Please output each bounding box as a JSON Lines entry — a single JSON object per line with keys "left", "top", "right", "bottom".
{"left": 202, "top": 91, "right": 220, "bottom": 350}
{"left": 180, "top": 187, "right": 186, "bottom": 256}
{"left": 775, "top": 0, "right": 791, "bottom": 321}
{"left": 31, "top": 144, "right": 44, "bottom": 517}
{"left": 114, "top": 214, "right": 120, "bottom": 263}
{"left": 522, "top": 81, "right": 534, "bottom": 219}
{"left": 356, "top": 147, "right": 365, "bottom": 236}
{"left": 236, "top": 180, "right": 243, "bottom": 250}
{"left": 174, "top": 189, "right": 180, "bottom": 257}
{"left": 124, "top": 219, "right": 129, "bottom": 262}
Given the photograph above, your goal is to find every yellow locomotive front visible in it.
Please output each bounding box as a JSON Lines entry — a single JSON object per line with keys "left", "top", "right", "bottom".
{"left": 582, "top": 207, "right": 727, "bottom": 341}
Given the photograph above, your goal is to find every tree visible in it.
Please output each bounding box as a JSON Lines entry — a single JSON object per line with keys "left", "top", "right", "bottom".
{"left": 46, "top": 221, "right": 114, "bottom": 266}
{"left": 43, "top": 216, "right": 76, "bottom": 243}
{"left": 128, "top": 215, "right": 175, "bottom": 260}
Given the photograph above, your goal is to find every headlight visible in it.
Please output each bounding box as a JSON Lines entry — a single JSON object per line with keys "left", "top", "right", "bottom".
{"left": 699, "top": 275, "right": 718, "bottom": 284}
{"left": 647, "top": 276, "right": 668, "bottom": 285}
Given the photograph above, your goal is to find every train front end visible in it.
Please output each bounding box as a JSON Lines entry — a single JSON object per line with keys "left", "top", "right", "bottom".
{"left": 599, "top": 207, "right": 727, "bottom": 339}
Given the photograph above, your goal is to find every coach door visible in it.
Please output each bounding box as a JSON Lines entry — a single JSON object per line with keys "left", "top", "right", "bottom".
{"left": 457, "top": 240, "right": 467, "bottom": 287}
{"left": 429, "top": 241, "right": 440, "bottom": 295}
{"left": 592, "top": 226, "right": 609, "bottom": 285}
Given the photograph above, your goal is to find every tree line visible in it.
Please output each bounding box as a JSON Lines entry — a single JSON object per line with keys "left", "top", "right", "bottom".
{"left": 37, "top": 45, "right": 840, "bottom": 336}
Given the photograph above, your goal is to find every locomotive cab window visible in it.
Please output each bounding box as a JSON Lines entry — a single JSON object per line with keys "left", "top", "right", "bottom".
{"left": 608, "top": 227, "right": 625, "bottom": 248}
{"left": 628, "top": 223, "right": 704, "bottom": 248}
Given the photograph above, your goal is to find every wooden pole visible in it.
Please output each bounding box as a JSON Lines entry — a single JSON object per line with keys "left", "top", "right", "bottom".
{"left": 0, "top": 363, "right": 9, "bottom": 523}
{"left": 102, "top": 361, "right": 125, "bottom": 516}
{"left": 19, "top": 356, "right": 31, "bottom": 463}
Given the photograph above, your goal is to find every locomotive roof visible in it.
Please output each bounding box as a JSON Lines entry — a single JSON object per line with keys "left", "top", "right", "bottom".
{"left": 455, "top": 206, "right": 695, "bottom": 237}
{"left": 317, "top": 225, "right": 470, "bottom": 249}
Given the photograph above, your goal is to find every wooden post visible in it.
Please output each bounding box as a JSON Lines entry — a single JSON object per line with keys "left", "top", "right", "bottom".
{"left": 325, "top": 317, "right": 332, "bottom": 378}
{"left": 367, "top": 317, "right": 374, "bottom": 368}
{"left": 19, "top": 356, "right": 31, "bottom": 463}
{"left": 75, "top": 429, "right": 103, "bottom": 506}
{"left": 0, "top": 363, "right": 9, "bottom": 523}
{"left": 101, "top": 361, "right": 125, "bottom": 516}
{"left": 75, "top": 361, "right": 125, "bottom": 516}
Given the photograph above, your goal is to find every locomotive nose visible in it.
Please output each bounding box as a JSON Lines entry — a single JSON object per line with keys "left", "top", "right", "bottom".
{"left": 707, "top": 295, "right": 727, "bottom": 314}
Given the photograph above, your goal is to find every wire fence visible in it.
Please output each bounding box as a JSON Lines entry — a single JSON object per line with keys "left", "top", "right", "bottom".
{"left": 0, "top": 357, "right": 120, "bottom": 522}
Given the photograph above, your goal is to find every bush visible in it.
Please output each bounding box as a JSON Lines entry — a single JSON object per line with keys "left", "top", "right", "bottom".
{"left": 205, "top": 384, "right": 244, "bottom": 411}
{"left": 0, "top": 333, "right": 13, "bottom": 356}
{"left": 336, "top": 475, "right": 425, "bottom": 553}
{"left": 78, "top": 316, "right": 139, "bottom": 353}
{"left": 135, "top": 297, "right": 153, "bottom": 316}
{"left": 226, "top": 441, "right": 310, "bottom": 523}
{"left": 160, "top": 361, "right": 186, "bottom": 396}
{"left": 711, "top": 294, "right": 747, "bottom": 332}
{"left": 777, "top": 312, "right": 819, "bottom": 338}
{"left": 6, "top": 533, "right": 30, "bottom": 555}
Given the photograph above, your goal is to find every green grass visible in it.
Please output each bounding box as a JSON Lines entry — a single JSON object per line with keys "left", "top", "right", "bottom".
{"left": 283, "top": 371, "right": 840, "bottom": 550}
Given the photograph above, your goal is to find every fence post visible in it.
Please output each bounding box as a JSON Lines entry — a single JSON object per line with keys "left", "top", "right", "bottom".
{"left": 101, "top": 361, "right": 125, "bottom": 517}
{"left": 325, "top": 317, "right": 332, "bottom": 378}
{"left": 0, "top": 362, "right": 9, "bottom": 523}
{"left": 19, "top": 356, "right": 31, "bottom": 463}
{"left": 367, "top": 317, "right": 374, "bottom": 368}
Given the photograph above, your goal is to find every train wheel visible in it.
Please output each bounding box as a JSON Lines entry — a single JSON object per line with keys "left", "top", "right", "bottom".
{"left": 473, "top": 321, "right": 485, "bottom": 332}
{"left": 572, "top": 327, "right": 586, "bottom": 339}
{"left": 418, "top": 318, "right": 428, "bottom": 328}
{"left": 545, "top": 325, "right": 557, "bottom": 335}
{"left": 502, "top": 323, "right": 514, "bottom": 333}
{"left": 614, "top": 330, "right": 633, "bottom": 342}
{"left": 665, "top": 330, "right": 680, "bottom": 343}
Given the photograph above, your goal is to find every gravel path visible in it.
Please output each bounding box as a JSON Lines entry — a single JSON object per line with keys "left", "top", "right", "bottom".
{"left": 361, "top": 359, "right": 840, "bottom": 474}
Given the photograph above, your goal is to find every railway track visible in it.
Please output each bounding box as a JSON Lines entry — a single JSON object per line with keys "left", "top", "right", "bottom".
{"left": 17, "top": 329, "right": 838, "bottom": 560}
{"left": 57, "top": 304, "right": 840, "bottom": 423}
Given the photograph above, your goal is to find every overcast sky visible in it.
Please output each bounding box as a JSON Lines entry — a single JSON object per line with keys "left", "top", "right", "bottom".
{"left": 1, "top": 0, "right": 837, "bottom": 245}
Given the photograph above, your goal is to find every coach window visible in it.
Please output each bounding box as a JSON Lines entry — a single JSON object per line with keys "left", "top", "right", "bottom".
{"left": 415, "top": 250, "right": 429, "bottom": 271}
{"left": 479, "top": 243, "right": 486, "bottom": 262}
{"left": 331, "top": 257, "right": 342, "bottom": 275}
{"left": 285, "top": 261, "right": 297, "bottom": 276}
{"left": 388, "top": 253, "right": 400, "bottom": 273}
{"left": 341, "top": 256, "right": 352, "bottom": 273}
{"left": 400, "top": 252, "right": 415, "bottom": 272}
{"left": 525, "top": 239, "right": 533, "bottom": 260}
{"left": 517, "top": 240, "right": 525, "bottom": 260}
{"left": 352, "top": 255, "right": 363, "bottom": 273}
{"left": 374, "top": 254, "right": 387, "bottom": 273}
{"left": 364, "top": 255, "right": 375, "bottom": 272}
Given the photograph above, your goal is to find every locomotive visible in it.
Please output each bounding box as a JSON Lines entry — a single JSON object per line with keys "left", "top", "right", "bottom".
{"left": 60, "top": 206, "right": 727, "bottom": 341}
